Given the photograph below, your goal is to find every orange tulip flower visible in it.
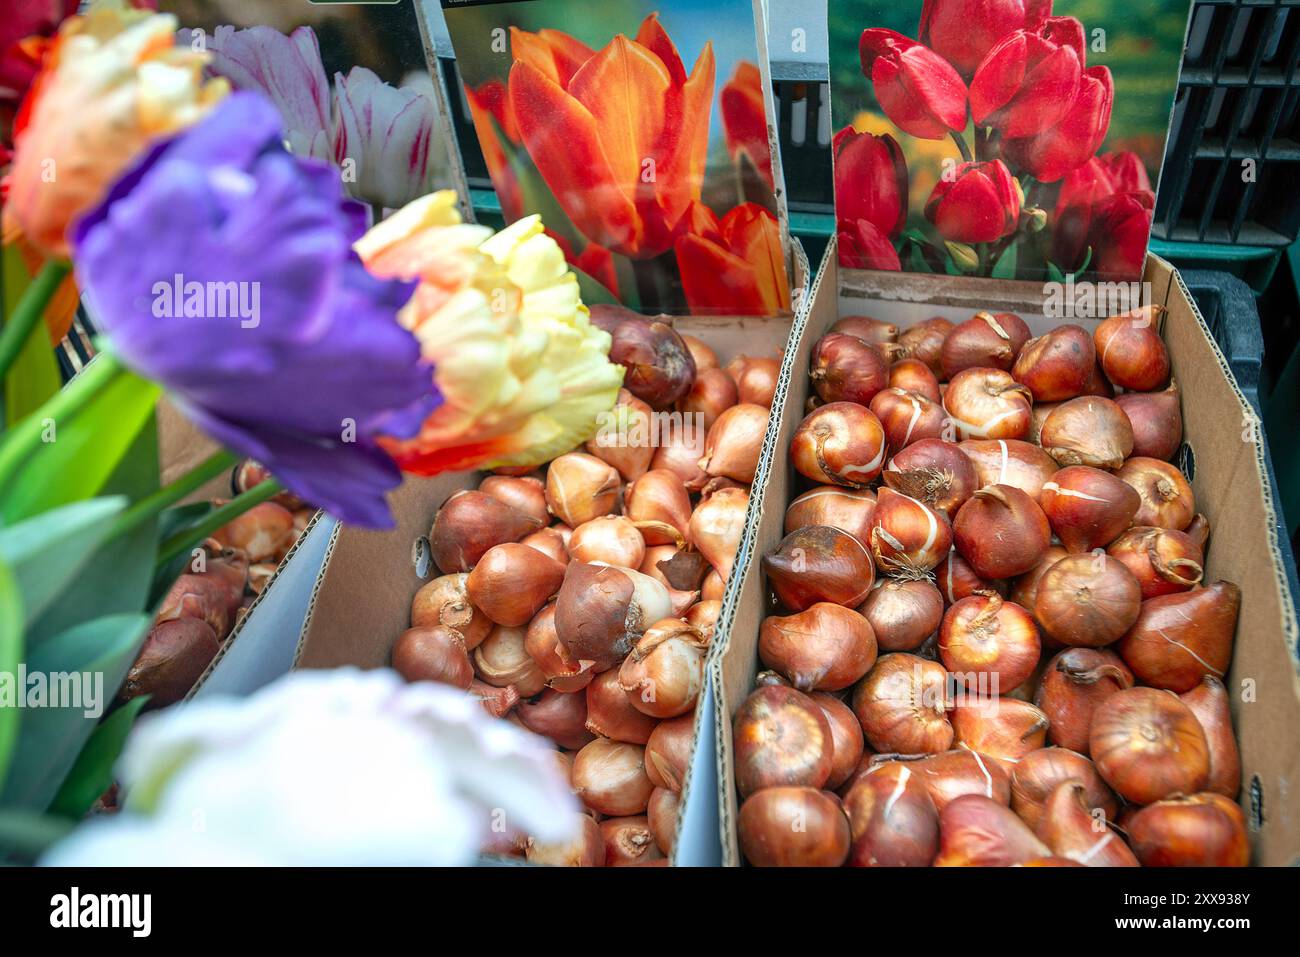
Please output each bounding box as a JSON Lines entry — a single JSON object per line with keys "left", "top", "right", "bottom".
{"left": 721, "top": 61, "right": 774, "bottom": 190}
{"left": 675, "top": 203, "right": 791, "bottom": 316}
{"left": 507, "top": 13, "right": 714, "bottom": 260}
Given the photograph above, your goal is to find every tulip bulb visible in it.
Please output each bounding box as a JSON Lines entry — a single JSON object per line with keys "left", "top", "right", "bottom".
{"left": 568, "top": 515, "right": 646, "bottom": 569}
{"left": 869, "top": 488, "right": 953, "bottom": 576}
{"left": 1038, "top": 782, "right": 1138, "bottom": 866}
{"left": 870, "top": 388, "right": 948, "bottom": 451}
{"left": 1035, "top": 648, "right": 1134, "bottom": 754}
{"left": 910, "top": 749, "right": 1012, "bottom": 811}
{"left": 1012, "top": 325, "right": 1096, "bottom": 402}
{"left": 785, "top": 485, "right": 877, "bottom": 547}
{"left": 951, "top": 697, "right": 1049, "bottom": 771}
{"left": 391, "top": 625, "right": 474, "bottom": 689}
{"left": 678, "top": 366, "right": 739, "bottom": 432}
{"left": 1127, "top": 793, "right": 1250, "bottom": 866}
{"left": 937, "top": 548, "right": 1005, "bottom": 606}
{"left": 431, "top": 490, "right": 546, "bottom": 573}
{"left": 520, "top": 526, "right": 570, "bottom": 566}
{"left": 833, "top": 314, "right": 899, "bottom": 344}
{"left": 883, "top": 438, "right": 978, "bottom": 517}
{"left": 648, "top": 788, "right": 679, "bottom": 855}
{"left": 571, "top": 738, "right": 654, "bottom": 816}
{"left": 517, "top": 688, "right": 595, "bottom": 751}
{"left": 1089, "top": 687, "right": 1210, "bottom": 804}
{"left": 1117, "top": 581, "right": 1240, "bottom": 691}
{"left": 700, "top": 402, "right": 768, "bottom": 483}
{"left": 524, "top": 603, "right": 594, "bottom": 693}
{"left": 890, "top": 358, "right": 941, "bottom": 401}
{"left": 843, "top": 765, "right": 939, "bottom": 866}
{"left": 689, "top": 485, "right": 748, "bottom": 582}
{"left": 1180, "top": 675, "right": 1242, "bottom": 798}
{"left": 685, "top": 599, "right": 722, "bottom": 644}
{"left": 933, "top": 795, "right": 1049, "bottom": 866}
{"left": 727, "top": 355, "right": 781, "bottom": 408}
{"left": 215, "top": 501, "right": 295, "bottom": 564}
{"left": 812, "top": 692, "right": 866, "bottom": 790}
{"left": 952, "top": 484, "right": 1051, "bottom": 579}
{"left": 600, "top": 817, "right": 663, "bottom": 867}
{"left": 525, "top": 814, "right": 604, "bottom": 867}
{"left": 1115, "top": 383, "right": 1182, "bottom": 461}
{"left": 586, "top": 669, "right": 658, "bottom": 744}
{"left": 940, "top": 311, "right": 1031, "bottom": 378}
{"left": 650, "top": 425, "right": 710, "bottom": 492}
{"left": 1116, "top": 456, "right": 1195, "bottom": 530}
{"left": 959, "top": 438, "right": 1058, "bottom": 499}
{"left": 465, "top": 543, "right": 566, "bottom": 627}
{"left": 1011, "top": 747, "right": 1116, "bottom": 834}
{"left": 608, "top": 316, "right": 697, "bottom": 408}
{"left": 764, "top": 524, "right": 876, "bottom": 611}
{"left": 791, "top": 402, "right": 887, "bottom": 487}
{"left": 586, "top": 388, "right": 656, "bottom": 482}
{"left": 1106, "top": 525, "right": 1204, "bottom": 599}
{"left": 474, "top": 624, "right": 546, "bottom": 697}
{"left": 943, "top": 368, "right": 1033, "bottom": 440}
{"left": 852, "top": 653, "right": 953, "bottom": 754}
{"left": 1033, "top": 553, "right": 1142, "bottom": 647}
{"left": 733, "top": 685, "right": 834, "bottom": 797}
{"left": 859, "top": 578, "right": 944, "bottom": 651}
{"left": 1039, "top": 465, "right": 1141, "bottom": 553}
{"left": 739, "top": 787, "right": 850, "bottom": 867}
{"left": 545, "top": 452, "right": 621, "bottom": 527}
{"left": 810, "top": 332, "right": 890, "bottom": 406}
{"left": 1040, "top": 397, "right": 1135, "bottom": 470}
{"left": 939, "top": 592, "right": 1041, "bottom": 693}
{"left": 897, "top": 317, "right": 953, "bottom": 376}
{"left": 760, "top": 603, "right": 879, "bottom": 692}
{"left": 618, "top": 619, "right": 708, "bottom": 718}
{"left": 478, "top": 474, "right": 550, "bottom": 528}
{"left": 1094, "top": 307, "right": 1171, "bottom": 391}
{"left": 120, "top": 618, "right": 219, "bottom": 708}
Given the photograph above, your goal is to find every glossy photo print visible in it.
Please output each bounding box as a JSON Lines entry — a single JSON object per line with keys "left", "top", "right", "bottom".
{"left": 158, "top": 0, "right": 465, "bottom": 214}
{"left": 830, "top": 0, "right": 1187, "bottom": 283}
{"left": 437, "top": 0, "right": 791, "bottom": 316}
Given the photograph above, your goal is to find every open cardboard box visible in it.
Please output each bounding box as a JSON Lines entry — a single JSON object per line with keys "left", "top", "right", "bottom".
{"left": 696, "top": 241, "right": 1300, "bottom": 867}
{"left": 292, "top": 246, "right": 809, "bottom": 865}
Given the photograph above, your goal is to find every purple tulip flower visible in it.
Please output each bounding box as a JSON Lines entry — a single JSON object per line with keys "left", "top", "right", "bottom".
{"left": 72, "top": 92, "right": 438, "bottom": 528}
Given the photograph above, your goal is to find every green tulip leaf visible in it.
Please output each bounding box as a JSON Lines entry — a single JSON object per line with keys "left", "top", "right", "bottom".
{"left": 991, "top": 243, "right": 1019, "bottom": 280}
{"left": 49, "top": 694, "right": 149, "bottom": 820}
{"left": 0, "top": 362, "right": 159, "bottom": 524}
{"left": 2, "top": 244, "right": 63, "bottom": 427}
{"left": 570, "top": 262, "right": 620, "bottom": 308}
{"left": 0, "top": 809, "right": 75, "bottom": 862}
{"left": 1046, "top": 261, "right": 1067, "bottom": 284}
{"left": 1068, "top": 247, "right": 1094, "bottom": 280}
{"left": 908, "top": 244, "right": 934, "bottom": 274}
{"left": 0, "top": 559, "right": 23, "bottom": 788}
{"left": 0, "top": 612, "right": 150, "bottom": 811}
{"left": 0, "top": 497, "right": 128, "bottom": 627}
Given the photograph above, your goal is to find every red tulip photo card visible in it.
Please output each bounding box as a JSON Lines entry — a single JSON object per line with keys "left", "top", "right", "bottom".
{"left": 435, "top": 0, "right": 794, "bottom": 316}
{"left": 829, "top": 0, "right": 1187, "bottom": 285}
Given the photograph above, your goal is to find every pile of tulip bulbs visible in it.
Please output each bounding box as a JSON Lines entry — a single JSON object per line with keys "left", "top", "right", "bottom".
{"left": 121, "top": 462, "right": 314, "bottom": 710}
{"left": 736, "top": 309, "right": 1248, "bottom": 867}
{"left": 393, "top": 309, "right": 779, "bottom": 865}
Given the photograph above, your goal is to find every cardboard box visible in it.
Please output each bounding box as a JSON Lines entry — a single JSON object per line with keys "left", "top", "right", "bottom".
{"left": 701, "top": 241, "right": 1300, "bottom": 866}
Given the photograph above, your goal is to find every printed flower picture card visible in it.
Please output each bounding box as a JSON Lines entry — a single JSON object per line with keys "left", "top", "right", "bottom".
{"left": 435, "top": 0, "right": 792, "bottom": 316}
{"left": 829, "top": 0, "right": 1188, "bottom": 284}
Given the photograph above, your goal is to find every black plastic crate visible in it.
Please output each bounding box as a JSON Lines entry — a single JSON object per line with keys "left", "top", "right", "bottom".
{"left": 1154, "top": 0, "right": 1300, "bottom": 245}
{"left": 770, "top": 65, "right": 834, "bottom": 213}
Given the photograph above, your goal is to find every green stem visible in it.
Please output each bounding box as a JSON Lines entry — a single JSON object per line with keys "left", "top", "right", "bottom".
{"left": 155, "top": 477, "right": 282, "bottom": 568}
{"left": 948, "top": 130, "right": 973, "bottom": 166}
{"left": 0, "top": 260, "right": 71, "bottom": 382}
{"left": 107, "top": 448, "right": 238, "bottom": 543}
{"left": 0, "top": 352, "right": 128, "bottom": 496}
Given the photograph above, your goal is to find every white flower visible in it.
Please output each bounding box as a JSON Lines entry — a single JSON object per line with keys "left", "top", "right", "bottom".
{"left": 42, "top": 669, "right": 577, "bottom": 867}
{"left": 333, "top": 66, "right": 439, "bottom": 210}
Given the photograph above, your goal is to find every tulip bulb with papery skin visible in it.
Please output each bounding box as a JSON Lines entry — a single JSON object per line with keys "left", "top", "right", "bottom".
{"left": 608, "top": 317, "right": 696, "bottom": 409}
{"left": 1106, "top": 526, "right": 1204, "bottom": 599}
{"left": 700, "top": 403, "right": 767, "bottom": 483}
{"left": 585, "top": 670, "right": 658, "bottom": 744}
{"left": 739, "top": 787, "right": 850, "bottom": 867}
{"left": 940, "top": 592, "right": 1041, "bottom": 693}
{"left": 951, "top": 698, "right": 1049, "bottom": 771}
{"left": 465, "top": 543, "right": 565, "bottom": 627}
{"left": 689, "top": 485, "right": 748, "bottom": 582}
{"left": 470, "top": 680, "right": 520, "bottom": 718}
{"left": 852, "top": 654, "right": 953, "bottom": 754}
{"left": 1117, "top": 581, "right": 1240, "bottom": 691}
{"left": 545, "top": 453, "right": 621, "bottom": 527}
{"left": 810, "top": 332, "right": 890, "bottom": 406}
{"left": 586, "top": 389, "right": 656, "bottom": 483}
{"left": 650, "top": 426, "right": 710, "bottom": 493}
{"left": 811, "top": 693, "right": 866, "bottom": 790}
{"left": 474, "top": 625, "right": 546, "bottom": 697}
{"left": 642, "top": 545, "right": 707, "bottom": 593}
{"left": 933, "top": 794, "right": 1050, "bottom": 866}
{"left": 941, "top": 312, "right": 1032, "bottom": 378}
{"left": 834, "top": 315, "right": 900, "bottom": 344}
{"left": 1034, "top": 554, "right": 1142, "bottom": 647}
{"left": 600, "top": 817, "right": 663, "bottom": 866}
{"left": 1035, "top": 648, "right": 1133, "bottom": 753}
{"left": 727, "top": 355, "right": 781, "bottom": 408}
{"left": 844, "top": 765, "right": 939, "bottom": 866}
{"left": 936, "top": 549, "right": 1003, "bottom": 607}
{"left": 1012, "top": 325, "right": 1096, "bottom": 402}
{"left": 953, "top": 484, "right": 1051, "bottom": 579}
{"left": 1009, "top": 545, "right": 1068, "bottom": 611}
{"left": 648, "top": 788, "right": 678, "bottom": 854}
{"left": 554, "top": 563, "right": 673, "bottom": 670}
{"left": 734, "top": 685, "right": 834, "bottom": 797}
{"left": 764, "top": 525, "right": 876, "bottom": 611}
{"left": 526, "top": 813, "right": 604, "bottom": 867}
{"left": 1094, "top": 307, "right": 1171, "bottom": 391}
{"left": 571, "top": 738, "right": 654, "bottom": 816}
{"left": 521, "top": 526, "right": 570, "bottom": 566}
{"left": 517, "top": 689, "right": 595, "bottom": 751}
{"left": 391, "top": 626, "right": 474, "bottom": 689}
{"left": 701, "top": 569, "right": 725, "bottom": 601}
{"left": 1089, "top": 687, "right": 1210, "bottom": 804}
{"left": 760, "top": 603, "right": 878, "bottom": 692}
{"left": 157, "top": 574, "right": 231, "bottom": 639}
{"left": 216, "top": 502, "right": 294, "bottom": 564}
{"left": 1038, "top": 782, "right": 1138, "bottom": 866}
{"left": 568, "top": 516, "right": 646, "bottom": 569}
{"left": 524, "top": 604, "right": 593, "bottom": 693}
{"left": 685, "top": 600, "right": 722, "bottom": 644}
{"left": 883, "top": 438, "right": 979, "bottom": 517}
{"left": 624, "top": 469, "right": 692, "bottom": 547}
{"left": 959, "top": 439, "right": 1058, "bottom": 499}
{"left": 478, "top": 474, "right": 549, "bottom": 528}
{"left": 678, "top": 367, "right": 738, "bottom": 431}
{"left": 681, "top": 334, "right": 718, "bottom": 372}
{"left": 897, "top": 318, "right": 953, "bottom": 377}
{"left": 1039, "top": 466, "right": 1141, "bottom": 554}
{"left": 860, "top": 579, "right": 944, "bottom": 651}
{"left": 618, "top": 619, "right": 708, "bottom": 718}
{"left": 1011, "top": 748, "right": 1116, "bottom": 834}
{"left": 870, "top": 388, "right": 948, "bottom": 452}
{"left": 640, "top": 713, "right": 696, "bottom": 792}
{"left": 430, "top": 490, "right": 543, "bottom": 573}
{"left": 943, "top": 368, "right": 1033, "bottom": 440}
{"left": 791, "top": 402, "right": 888, "bottom": 487}
{"left": 905, "top": 749, "right": 1012, "bottom": 811}
{"left": 1115, "top": 384, "right": 1182, "bottom": 461}
{"left": 1040, "top": 397, "right": 1135, "bottom": 470}
{"left": 869, "top": 489, "right": 953, "bottom": 576}
{"left": 120, "top": 619, "right": 220, "bottom": 708}
{"left": 1127, "top": 793, "right": 1250, "bottom": 866}
{"left": 890, "top": 358, "right": 942, "bottom": 402}
{"left": 1181, "top": 676, "right": 1242, "bottom": 798}
{"left": 1117, "top": 457, "right": 1195, "bottom": 530}
{"left": 785, "top": 486, "right": 877, "bottom": 547}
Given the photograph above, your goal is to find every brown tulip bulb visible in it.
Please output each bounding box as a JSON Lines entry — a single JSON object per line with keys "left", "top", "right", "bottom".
{"left": 833, "top": 314, "right": 899, "bottom": 344}
{"left": 859, "top": 578, "right": 944, "bottom": 651}
{"left": 644, "top": 712, "right": 698, "bottom": 791}
{"left": 517, "top": 688, "right": 595, "bottom": 751}
{"left": 952, "top": 484, "right": 1051, "bottom": 579}
{"left": 1115, "top": 383, "right": 1182, "bottom": 461}
{"left": 624, "top": 469, "right": 692, "bottom": 546}
{"left": 1127, "top": 792, "right": 1250, "bottom": 866}
{"left": 599, "top": 816, "right": 663, "bottom": 866}
{"left": 784, "top": 485, "right": 877, "bottom": 547}
{"left": 1117, "top": 581, "right": 1240, "bottom": 691}
{"left": 120, "top": 618, "right": 220, "bottom": 708}
{"left": 568, "top": 515, "right": 646, "bottom": 569}
{"left": 727, "top": 355, "right": 781, "bottom": 408}
{"left": 760, "top": 603, "right": 878, "bottom": 692}
{"left": 791, "top": 402, "right": 887, "bottom": 487}
{"left": 678, "top": 366, "right": 738, "bottom": 431}
{"left": 571, "top": 738, "right": 654, "bottom": 816}
{"left": 553, "top": 563, "right": 673, "bottom": 670}
{"left": 525, "top": 813, "right": 604, "bottom": 867}
{"left": 764, "top": 524, "right": 876, "bottom": 611}
{"left": 618, "top": 619, "right": 708, "bottom": 718}
{"left": 650, "top": 426, "right": 710, "bottom": 492}
{"left": 1035, "top": 648, "right": 1134, "bottom": 753}
{"left": 1093, "top": 307, "right": 1171, "bottom": 391}
{"left": 883, "top": 438, "right": 979, "bottom": 517}
{"left": 1039, "top": 396, "right": 1135, "bottom": 470}
{"left": 940, "top": 311, "right": 1031, "bottom": 378}
{"left": 959, "top": 438, "right": 1058, "bottom": 499}
{"left": 1012, "top": 324, "right": 1096, "bottom": 402}
{"left": 1180, "top": 676, "right": 1242, "bottom": 798}
{"left": 897, "top": 317, "right": 953, "bottom": 376}
{"left": 911, "top": 749, "right": 1013, "bottom": 811}
{"left": 647, "top": 787, "right": 679, "bottom": 854}
{"left": 1008, "top": 545, "right": 1068, "bottom": 611}
{"left": 852, "top": 654, "right": 953, "bottom": 754}
{"left": 940, "top": 592, "right": 1041, "bottom": 693}
{"left": 524, "top": 603, "right": 594, "bottom": 692}
{"left": 1039, "top": 466, "right": 1141, "bottom": 553}
{"left": 681, "top": 333, "right": 718, "bottom": 370}
{"left": 465, "top": 543, "right": 566, "bottom": 627}
{"left": 943, "top": 368, "right": 1033, "bottom": 440}
{"left": 890, "top": 357, "right": 941, "bottom": 401}
{"left": 474, "top": 625, "right": 546, "bottom": 697}
{"left": 587, "top": 387, "right": 656, "bottom": 481}
{"left": 843, "top": 766, "right": 939, "bottom": 866}
{"left": 1106, "top": 526, "right": 1204, "bottom": 599}
{"left": 689, "top": 485, "right": 748, "bottom": 583}
{"left": 810, "top": 332, "right": 890, "bottom": 406}
{"left": 1038, "top": 782, "right": 1138, "bottom": 866}
{"left": 870, "top": 388, "right": 948, "bottom": 452}
{"left": 869, "top": 488, "right": 953, "bottom": 576}
{"left": 545, "top": 452, "right": 621, "bottom": 527}
{"left": 933, "top": 795, "right": 1050, "bottom": 866}
{"left": 585, "top": 670, "right": 658, "bottom": 744}
{"left": 1011, "top": 747, "right": 1116, "bottom": 833}
{"left": 700, "top": 402, "right": 768, "bottom": 484}
{"left": 1033, "top": 553, "right": 1142, "bottom": 647}
{"left": 733, "top": 685, "right": 834, "bottom": 797}
{"left": 1089, "top": 687, "right": 1210, "bottom": 804}
{"left": 811, "top": 692, "right": 867, "bottom": 791}
{"left": 608, "top": 316, "right": 696, "bottom": 408}
{"left": 478, "top": 474, "right": 549, "bottom": 528}
{"left": 739, "top": 787, "right": 850, "bottom": 867}
{"left": 1116, "top": 457, "right": 1195, "bottom": 530}
{"left": 950, "top": 697, "right": 1050, "bottom": 771}
{"left": 937, "top": 549, "right": 1006, "bottom": 607}
{"left": 391, "top": 625, "right": 474, "bottom": 689}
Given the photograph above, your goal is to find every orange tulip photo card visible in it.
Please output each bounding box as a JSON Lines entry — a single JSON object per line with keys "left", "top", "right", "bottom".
{"left": 434, "top": 0, "right": 794, "bottom": 317}
{"left": 829, "top": 0, "right": 1187, "bottom": 286}
{"left": 159, "top": 0, "right": 470, "bottom": 215}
